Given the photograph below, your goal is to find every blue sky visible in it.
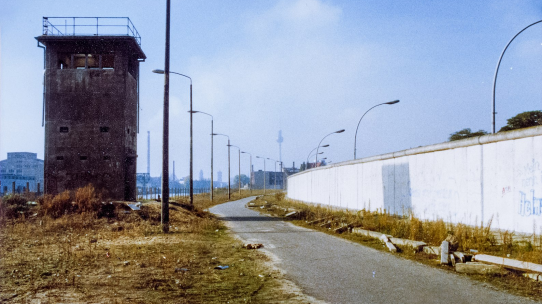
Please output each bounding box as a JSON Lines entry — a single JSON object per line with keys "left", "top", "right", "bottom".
{"left": 1, "top": 0, "right": 541, "bottom": 179}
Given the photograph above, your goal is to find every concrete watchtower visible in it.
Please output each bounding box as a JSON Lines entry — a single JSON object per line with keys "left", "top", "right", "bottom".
{"left": 36, "top": 17, "right": 146, "bottom": 200}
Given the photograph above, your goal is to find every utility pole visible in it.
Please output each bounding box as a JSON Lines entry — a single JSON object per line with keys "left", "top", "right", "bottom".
{"left": 161, "top": 0, "right": 171, "bottom": 233}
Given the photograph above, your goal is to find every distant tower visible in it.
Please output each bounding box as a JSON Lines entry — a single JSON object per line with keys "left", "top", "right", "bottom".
{"left": 147, "top": 131, "right": 150, "bottom": 176}
{"left": 199, "top": 170, "right": 204, "bottom": 181}
{"left": 277, "top": 130, "right": 284, "bottom": 163}
{"left": 217, "top": 171, "right": 222, "bottom": 184}
{"left": 37, "top": 17, "right": 146, "bottom": 200}
{"left": 172, "top": 161, "right": 176, "bottom": 181}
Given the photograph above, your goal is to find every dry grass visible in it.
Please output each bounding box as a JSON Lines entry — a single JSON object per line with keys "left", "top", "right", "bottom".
{"left": 261, "top": 197, "right": 541, "bottom": 259}
{"left": 253, "top": 195, "right": 542, "bottom": 301}
{"left": 0, "top": 188, "right": 311, "bottom": 303}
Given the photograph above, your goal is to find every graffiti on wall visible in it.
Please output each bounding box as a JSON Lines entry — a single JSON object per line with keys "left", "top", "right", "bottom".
{"left": 517, "top": 159, "right": 542, "bottom": 217}
{"left": 519, "top": 190, "right": 542, "bottom": 216}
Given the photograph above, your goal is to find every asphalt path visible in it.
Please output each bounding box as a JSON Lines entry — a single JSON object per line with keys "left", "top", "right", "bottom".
{"left": 210, "top": 196, "right": 539, "bottom": 304}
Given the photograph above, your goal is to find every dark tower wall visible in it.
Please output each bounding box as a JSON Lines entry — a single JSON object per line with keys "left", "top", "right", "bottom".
{"left": 36, "top": 36, "right": 146, "bottom": 200}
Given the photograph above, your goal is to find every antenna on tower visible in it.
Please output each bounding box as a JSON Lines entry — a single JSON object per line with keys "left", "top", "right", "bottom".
{"left": 277, "top": 130, "right": 284, "bottom": 163}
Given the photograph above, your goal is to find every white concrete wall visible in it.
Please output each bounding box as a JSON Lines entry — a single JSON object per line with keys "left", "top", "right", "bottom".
{"left": 287, "top": 126, "right": 542, "bottom": 234}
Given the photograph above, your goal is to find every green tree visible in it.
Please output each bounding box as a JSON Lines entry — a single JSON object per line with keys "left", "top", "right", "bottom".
{"left": 448, "top": 128, "right": 488, "bottom": 141}
{"left": 499, "top": 110, "right": 542, "bottom": 132}
{"left": 233, "top": 174, "right": 250, "bottom": 187}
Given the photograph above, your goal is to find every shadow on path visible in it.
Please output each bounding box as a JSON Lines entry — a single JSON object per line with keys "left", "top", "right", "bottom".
{"left": 217, "top": 216, "right": 283, "bottom": 222}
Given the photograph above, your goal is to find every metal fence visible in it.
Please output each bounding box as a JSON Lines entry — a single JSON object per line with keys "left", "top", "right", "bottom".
{"left": 137, "top": 187, "right": 210, "bottom": 200}
{"left": 0, "top": 181, "right": 42, "bottom": 197}
{"left": 42, "top": 17, "right": 141, "bottom": 45}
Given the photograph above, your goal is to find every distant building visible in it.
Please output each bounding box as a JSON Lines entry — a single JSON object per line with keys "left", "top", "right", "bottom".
{"left": 251, "top": 170, "right": 284, "bottom": 190}
{"left": 282, "top": 162, "right": 299, "bottom": 190}
{"left": 212, "top": 170, "right": 228, "bottom": 188}
{"left": 0, "top": 152, "right": 44, "bottom": 194}
{"left": 199, "top": 170, "right": 204, "bottom": 181}
{"left": 283, "top": 162, "right": 299, "bottom": 175}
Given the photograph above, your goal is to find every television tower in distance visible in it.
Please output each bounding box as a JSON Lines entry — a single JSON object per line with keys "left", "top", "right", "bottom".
{"left": 277, "top": 130, "right": 284, "bottom": 163}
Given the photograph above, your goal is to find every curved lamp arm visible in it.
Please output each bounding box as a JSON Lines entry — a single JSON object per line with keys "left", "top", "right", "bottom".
{"left": 316, "top": 129, "right": 345, "bottom": 164}
{"left": 152, "top": 69, "right": 192, "bottom": 85}
{"left": 492, "top": 20, "right": 542, "bottom": 133}
{"left": 354, "top": 100, "right": 399, "bottom": 159}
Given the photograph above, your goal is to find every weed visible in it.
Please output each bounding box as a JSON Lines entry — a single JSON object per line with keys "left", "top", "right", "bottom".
{"left": 0, "top": 194, "right": 29, "bottom": 218}
{"left": 275, "top": 192, "right": 286, "bottom": 201}
{"left": 40, "top": 190, "right": 72, "bottom": 218}
{"left": 261, "top": 196, "right": 541, "bottom": 263}
{"left": 74, "top": 184, "right": 102, "bottom": 213}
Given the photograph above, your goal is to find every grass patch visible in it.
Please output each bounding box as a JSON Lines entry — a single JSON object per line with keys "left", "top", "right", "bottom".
{"left": 252, "top": 195, "right": 542, "bottom": 301}
{"left": 0, "top": 188, "right": 310, "bottom": 303}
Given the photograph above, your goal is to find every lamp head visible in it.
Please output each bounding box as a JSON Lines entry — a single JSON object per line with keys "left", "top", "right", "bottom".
{"left": 189, "top": 110, "right": 199, "bottom": 113}
{"left": 321, "top": 144, "right": 330, "bottom": 148}
{"left": 335, "top": 129, "right": 345, "bottom": 134}
{"left": 152, "top": 69, "right": 165, "bottom": 74}
{"left": 385, "top": 100, "right": 400, "bottom": 105}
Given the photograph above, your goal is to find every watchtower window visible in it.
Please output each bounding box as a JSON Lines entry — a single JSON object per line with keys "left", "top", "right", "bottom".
{"left": 56, "top": 156, "right": 64, "bottom": 160}
{"left": 100, "top": 127, "right": 109, "bottom": 132}
{"left": 79, "top": 156, "right": 88, "bottom": 161}
{"left": 59, "top": 127, "right": 69, "bottom": 133}
{"left": 87, "top": 54, "right": 100, "bottom": 69}
{"left": 58, "top": 53, "right": 114, "bottom": 70}
{"left": 58, "top": 53, "right": 71, "bottom": 69}
{"left": 102, "top": 54, "right": 115, "bottom": 70}
{"left": 103, "top": 156, "right": 111, "bottom": 160}
{"left": 74, "top": 54, "right": 87, "bottom": 69}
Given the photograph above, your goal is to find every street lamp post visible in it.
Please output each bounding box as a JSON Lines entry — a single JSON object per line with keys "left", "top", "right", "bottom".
{"left": 310, "top": 152, "right": 324, "bottom": 168}
{"left": 280, "top": 161, "right": 284, "bottom": 190}
{"left": 267, "top": 158, "right": 277, "bottom": 190}
{"left": 256, "top": 156, "right": 266, "bottom": 194}
{"left": 152, "top": 69, "right": 194, "bottom": 205}
{"left": 192, "top": 111, "right": 213, "bottom": 201}
{"left": 230, "top": 145, "right": 241, "bottom": 195}
{"left": 213, "top": 133, "right": 230, "bottom": 200}
{"left": 306, "top": 145, "right": 328, "bottom": 168}
{"left": 316, "top": 129, "right": 345, "bottom": 164}
{"left": 354, "top": 100, "right": 399, "bottom": 159}
{"left": 492, "top": 20, "right": 542, "bottom": 133}
{"left": 241, "top": 151, "right": 252, "bottom": 193}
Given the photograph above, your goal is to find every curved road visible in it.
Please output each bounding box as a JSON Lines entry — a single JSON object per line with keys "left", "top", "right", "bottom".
{"left": 210, "top": 197, "right": 538, "bottom": 304}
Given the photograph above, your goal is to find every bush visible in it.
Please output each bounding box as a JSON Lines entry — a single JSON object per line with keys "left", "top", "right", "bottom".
{"left": 0, "top": 194, "right": 29, "bottom": 218}
{"left": 39, "top": 185, "right": 115, "bottom": 218}
{"left": 74, "top": 184, "right": 102, "bottom": 213}
{"left": 40, "top": 191, "right": 73, "bottom": 218}
{"left": 275, "top": 192, "right": 286, "bottom": 201}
